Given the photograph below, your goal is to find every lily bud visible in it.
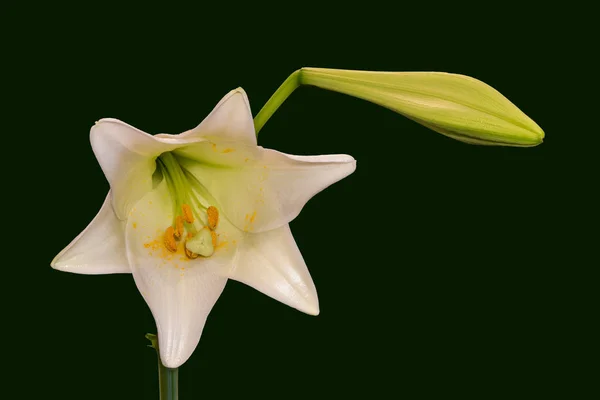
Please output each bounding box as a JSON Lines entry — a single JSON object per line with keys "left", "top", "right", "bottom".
{"left": 299, "top": 67, "right": 544, "bottom": 147}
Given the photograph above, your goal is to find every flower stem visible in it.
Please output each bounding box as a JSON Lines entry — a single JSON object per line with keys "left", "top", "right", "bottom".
{"left": 146, "top": 334, "right": 179, "bottom": 400}
{"left": 254, "top": 67, "right": 365, "bottom": 134}
{"left": 253, "top": 69, "right": 302, "bottom": 135}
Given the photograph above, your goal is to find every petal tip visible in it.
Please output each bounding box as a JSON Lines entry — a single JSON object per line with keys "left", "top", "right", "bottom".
{"left": 160, "top": 354, "right": 185, "bottom": 369}
{"left": 157, "top": 332, "right": 197, "bottom": 369}
{"left": 49, "top": 255, "right": 61, "bottom": 270}
{"left": 305, "top": 305, "right": 320, "bottom": 316}
{"left": 50, "top": 248, "right": 70, "bottom": 272}
{"left": 296, "top": 296, "right": 320, "bottom": 316}
{"left": 91, "top": 118, "right": 126, "bottom": 130}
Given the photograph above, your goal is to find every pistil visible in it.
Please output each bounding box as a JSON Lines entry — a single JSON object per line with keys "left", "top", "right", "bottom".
{"left": 157, "top": 152, "right": 220, "bottom": 259}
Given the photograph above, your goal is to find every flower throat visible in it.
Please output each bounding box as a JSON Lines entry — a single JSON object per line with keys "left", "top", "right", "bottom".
{"left": 156, "top": 152, "right": 219, "bottom": 259}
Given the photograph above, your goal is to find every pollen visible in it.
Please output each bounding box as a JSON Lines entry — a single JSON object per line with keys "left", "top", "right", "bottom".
{"left": 174, "top": 216, "right": 184, "bottom": 239}
{"left": 164, "top": 227, "right": 177, "bottom": 252}
{"left": 182, "top": 204, "right": 194, "bottom": 223}
{"left": 207, "top": 206, "right": 219, "bottom": 230}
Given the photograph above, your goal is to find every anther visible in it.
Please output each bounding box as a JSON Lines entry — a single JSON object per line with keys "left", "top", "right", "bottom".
{"left": 174, "top": 216, "right": 184, "bottom": 240}
{"left": 182, "top": 204, "right": 194, "bottom": 223}
{"left": 207, "top": 206, "right": 219, "bottom": 230}
{"left": 164, "top": 227, "right": 177, "bottom": 252}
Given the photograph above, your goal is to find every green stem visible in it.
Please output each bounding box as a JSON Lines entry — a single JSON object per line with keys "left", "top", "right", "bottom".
{"left": 253, "top": 69, "right": 302, "bottom": 135}
{"left": 146, "top": 334, "right": 179, "bottom": 400}
{"left": 158, "top": 366, "right": 178, "bottom": 400}
{"left": 253, "top": 67, "right": 363, "bottom": 134}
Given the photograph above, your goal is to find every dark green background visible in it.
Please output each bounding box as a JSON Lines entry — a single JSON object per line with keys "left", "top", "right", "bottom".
{"left": 7, "top": 3, "right": 592, "bottom": 399}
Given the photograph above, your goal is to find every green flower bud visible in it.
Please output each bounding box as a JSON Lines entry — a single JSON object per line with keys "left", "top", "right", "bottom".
{"left": 300, "top": 68, "right": 544, "bottom": 147}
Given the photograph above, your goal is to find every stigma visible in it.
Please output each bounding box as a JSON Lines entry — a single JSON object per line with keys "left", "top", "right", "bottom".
{"left": 157, "top": 151, "right": 221, "bottom": 260}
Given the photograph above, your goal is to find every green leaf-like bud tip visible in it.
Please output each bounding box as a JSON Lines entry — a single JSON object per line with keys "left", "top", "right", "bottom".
{"left": 299, "top": 68, "right": 544, "bottom": 147}
{"left": 146, "top": 333, "right": 158, "bottom": 350}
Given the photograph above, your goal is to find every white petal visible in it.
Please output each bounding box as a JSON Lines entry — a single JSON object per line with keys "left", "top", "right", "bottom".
{"left": 229, "top": 225, "right": 319, "bottom": 315}
{"left": 125, "top": 179, "right": 240, "bottom": 368}
{"left": 90, "top": 118, "right": 194, "bottom": 220}
{"left": 177, "top": 144, "right": 356, "bottom": 233}
{"left": 158, "top": 88, "right": 256, "bottom": 145}
{"left": 51, "top": 191, "right": 129, "bottom": 274}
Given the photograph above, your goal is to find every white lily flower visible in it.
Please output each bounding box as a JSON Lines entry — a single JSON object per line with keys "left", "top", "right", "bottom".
{"left": 51, "top": 88, "right": 356, "bottom": 368}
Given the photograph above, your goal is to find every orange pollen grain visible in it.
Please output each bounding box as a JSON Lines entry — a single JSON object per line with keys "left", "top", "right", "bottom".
{"left": 207, "top": 206, "right": 219, "bottom": 230}
{"left": 174, "top": 216, "right": 184, "bottom": 239}
{"left": 210, "top": 230, "right": 217, "bottom": 247}
{"left": 164, "top": 227, "right": 177, "bottom": 252}
{"left": 182, "top": 204, "right": 194, "bottom": 223}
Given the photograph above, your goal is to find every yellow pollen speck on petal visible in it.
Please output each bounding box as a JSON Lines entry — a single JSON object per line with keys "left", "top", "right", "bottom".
{"left": 182, "top": 204, "right": 194, "bottom": 223}
{"left": 174, "top": 216, "right": 184, "bottom": 239}
{"left": 207, "top": 206, "right": 219, "bottom": 230}
{"left": 250, "top": 211, "right": 256, "bottom": 223}
{"left": 211, "top": 143, "right": 217, "bottom": 152}
{"left": 133, "top": 222, "right": 137, "bottom": 229}
{"left": 164, "top": 227, "right": 177, "bottom": 253}
{"left": 222, "top": 148, "right": 235, "bottom": 153}
{"left": 144, "top": 239, "right": 161, "bottom": 250}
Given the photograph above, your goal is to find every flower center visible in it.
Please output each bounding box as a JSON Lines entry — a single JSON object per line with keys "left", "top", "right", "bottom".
{"left": 157, "top": 152, "right": 219, "bottom": 259}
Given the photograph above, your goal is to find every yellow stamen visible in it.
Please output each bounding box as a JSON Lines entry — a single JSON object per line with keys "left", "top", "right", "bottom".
{"left": 164, "top": 227, "right": 177, "bottom": 252}
{"left": 211, "top": 230, "right": 217, "bottom": 247}
{"left": 182, "top": 203, "right": 194, "bottom": 223}
{"left": 174, "top": 216, "right": 184, "bottom": 239}
{"left": 207, "top": 206, "right": 219, "bottom": 230}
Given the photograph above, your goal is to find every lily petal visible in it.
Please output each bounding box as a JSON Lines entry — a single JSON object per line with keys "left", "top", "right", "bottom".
{"left": 51, "top": 192, "right": 129, "bottom": 274}
{"left": 228, "top": 224, "right": 319, "bottom": 315}
{"left": 178, "top": 146, "right": 356, "bottom": 233}
{"left": 158, "top": 88, "right": 256, "bottom": 145}
{"left": 125, "top": 179, "right": 239, "bottom": 368}
{"left": 90, "top": 118, "right": 188, "bottom": 220}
